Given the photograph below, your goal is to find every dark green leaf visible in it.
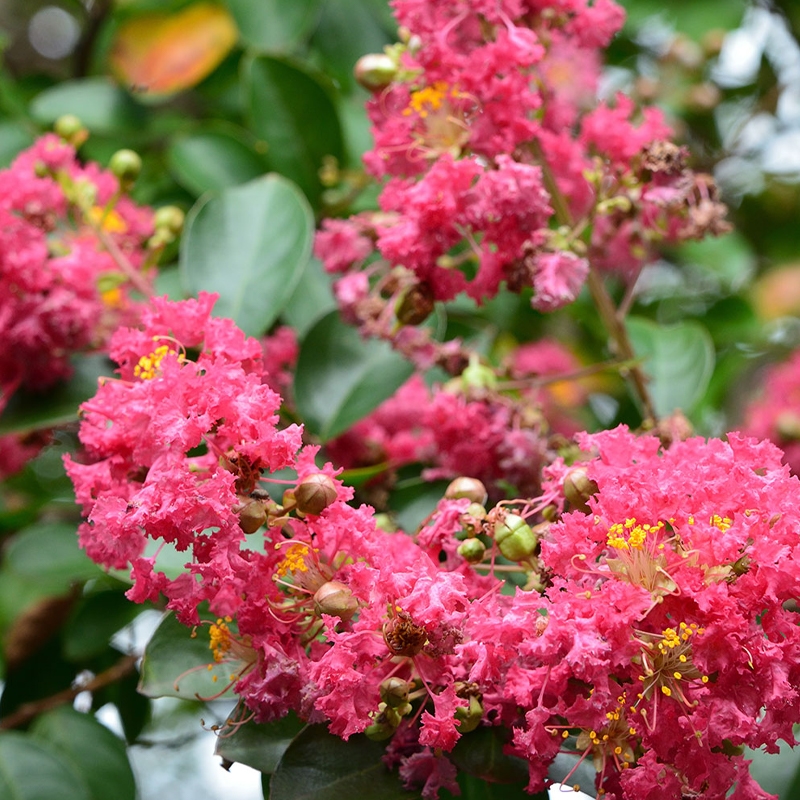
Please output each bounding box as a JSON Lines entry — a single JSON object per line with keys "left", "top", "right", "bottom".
{"left": 281, "top": 256, "right": 336, "bottom": 336}
{"left": 244, "top": 55, "right": 343, "bottom": 203}
{"left": 214, "top": 712, "right": 304, "bottom": 773}
{"left": 138, "top": 612, "right": 236, "bottom": 700}
{"left": 269, "top": 725, "right": 418, "bottom": 800}
{"left": 294, "top": 311, "right": 414, "bottom": 440}
{"left": 62, "top": 591, "right": 143, "bottom": 661}
{"left": 440, "top": 772, "right": 543, "bottom": 800}
{"left": 224, "top": 0, "right": 321, "bottom": 50}
{"left": 167, "top": 127, "right": 267, "bottom": 196}
{"left": 0, "top": 732, "right": 92, "bottom": 800}
{"left": 29, "top": 78, "right": 146, "bottom": 135}
{"left": 0, "top": 354, "right": 113, "bottom": 436}
{"left": 180, "top": 174, "right": 313, "bottom": 337}
{"left": 449, "top": 726, "right": 529, "bottom": 784}
{"left": 30, "top": 707, "right": 136, "bottom": 800}
{"left": 0, "top": 120, "right": 34, "bottom": 167}
{"left": 4, "top": 522, "right": 99, "bottom": 586}
{"left": 387, "top": 476, "right": 450, "bottom": 534}
{"left": 625, "top": 317, "right": 715, "bottom": 417}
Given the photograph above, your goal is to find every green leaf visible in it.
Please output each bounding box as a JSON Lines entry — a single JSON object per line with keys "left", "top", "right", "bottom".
{"left": 623, "top": 0, "right": 746, "bottom": 39}
{"left": 269, "top": 725, "right": 418, "bottom": 800}
{"left": 440, "top": 772, "right": 543, "bottom": 800}
{"left": 4, "top": 522, "right": 99, "bottom": 587}
{"left": 0, "top": 120, "right": 34, "bottom": 167}
{"left": 224, "top": 0, "right": 321, "bottom": 50}
{"left": 281, "top": 256, "right": 336, "bottom": 336}
{"left": 214, "top": 712, "right": 304, "bottom": 773}
{"left": 387, "top": 476, "right": 450, "bottom": 534}
{"left": 30, "top": 707, "right": 136, "bottom": 800}
{"left": 625, "top": 317, "right": 715, "bottom": 417}
{"left": 62, "top": 590, "right": 143, "bottom": 661}
{"left": 449, "top": 726, "right": 529, "bottom": 784}
{"left": 167, "top": 127, "right": 267, "bottom": 196}
{"left": 180, "top": 174, "right": 314, "bottom": 337}
{"left": 29, "top": 78, "right": 146, "bottom": 134}
{"left": 0, "top": 354, "right": 113, "bottom": 436}
{"left": 244, "top": 55, "right": 344, "bottom": 203}
{"left": 138, "top": 611, "right": 236, "bottom": 700}
{"left": 0, "top": 732, "right": 92, "bottom": 800}
{"left": 294, "top": 311, "right": 415, "bottom": 441}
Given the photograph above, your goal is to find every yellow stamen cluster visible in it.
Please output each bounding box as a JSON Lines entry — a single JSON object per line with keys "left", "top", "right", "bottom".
{"left": 134, "top": 344, "right": 174, "bottom": 380}
{"left": 209, "top": 616, "right": 233, "bottom": 662}
{"left": 575, "top": 693, "right": 637, "bottom": 773}
{"left": 710, "top": 514, "right": 732, "bottom": 532}
{"left": 275, "top": 543, "right": 311, "bottom": 578}
{"left": 607, "top": 518, "right": 664, "bottom": 550}
{"left": 404, "top": 82, "right": 452, "bottom": 117}
{"left": 88, "top": 205, "right": 128, "bottom": 233}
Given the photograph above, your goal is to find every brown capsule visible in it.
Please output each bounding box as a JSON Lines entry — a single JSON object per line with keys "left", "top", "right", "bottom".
{"left": 294, "top": 473, "right": 338, "bottom": 515}
{"left": 563, "top": 466, "right": 598, "bottom": 513}
{"left": 314, "top": 581, "right": 359, "bottom": 620}
{"left": 237, "top": 498, "right": 267, "bottom": 534}
{"left": 383, "top": 611, "right": 427, "bottom": 657}
{"left": 395, "top": 281, "right": 435, "bottom": 325}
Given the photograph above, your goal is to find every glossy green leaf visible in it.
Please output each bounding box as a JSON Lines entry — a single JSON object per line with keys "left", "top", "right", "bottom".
{"left": 180, "top": 174, "right": 313, "bottom": 336}
{"left": 4, "top": 522, "right": 99, "bottom": 586}
{"left": 281, "top": 256, "right": 336, "bottom": 336}
{"left": 29, "top": 78, "right": 146, "bottom": 134}
{"left": 62, "top": 590, "right": 143, "bottom": 661}
{"left": 167, "top": 128, "right": 267, "bottom": 196}
{"left": 269, "top": 725, "right": 418, "bottom": 800}
{"left": 214, "top": 712, "right": 304, "bottom": 773}
{"left": 244, "top": 55, "right": 343, "bottom": 203}
{"left": 0, "top": 354, "right": 113, "bottom": 436}
{"left": 0, "top": 732, "right": 92, "bottom": 800}
{"left": 294, "top": 311, "right": 415, "bottom": 441}
{"left": 224, "top": 0, "right": 320, "bottom": 50}
{"left": 440, "top": 772, "right": 543, "bottom": 800}
{"left": 30, "top": 707, "right": 136, "bottom": 800}
{"left": 625, "top": 317, "right": 715, "bottom": 417}
{"left": 449, "top": 726, "right": 529, "bottom": 784}
{"left": 623, "top": 0, "right": 746, "bottom": 38}
{"left": 138, "top": 611, "right": 236, "bottom": 700}
{"left": 387, "top": 475, "right": 450, "bottom": 534}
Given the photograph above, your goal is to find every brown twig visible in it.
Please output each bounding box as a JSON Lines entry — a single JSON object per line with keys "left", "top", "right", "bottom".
{"left": 0, "top": 654, "right": 138, "bottom": 730}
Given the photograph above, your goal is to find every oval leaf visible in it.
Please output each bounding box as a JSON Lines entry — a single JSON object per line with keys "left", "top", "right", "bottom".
{"left": 110, "top": 3, "right": 238, "bottom": 97}
{"left": 180, "top": 174, "right": 313, "bottom": 336}
{"left": 225, "top": 0, "right": 321, "bottom": 50}
{"left": 30, "top": 707, "right": 136, "bottom": 800}
{"left": 0, "top": 732, "right": 92, "bottom": 800}
{"left": 138, "top": 611, "right": 236, "bottom": 700}
{"left": 214, "top": 712, "right": 304, "bottom": 773}
{"left": 625, "top": 317, "right": 715, "bottom": 417}
{"left": 29, "top": 79, "right": 145, "bottom": 135}
{"left": 167, "top": 128, "right": 266, "bottom": 196}
{"left": 449, "top": 726, "right": 529, "bottom": 785}
{"left": 244, "top": 55, "right": 344, "bottom": 203}
{"left": 269, "top": 725, "right": 417, "bottom": 800}
{"left": 294, "top": 311, "right": 415, "bottom": 441}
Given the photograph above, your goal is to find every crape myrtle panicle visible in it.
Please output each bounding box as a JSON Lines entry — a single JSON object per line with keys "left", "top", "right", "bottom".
{"left": 66, "top": 294, "right": 800, "bottom": 799}
{"left": 314, "top": 0, "right": 730, "bottom": 368}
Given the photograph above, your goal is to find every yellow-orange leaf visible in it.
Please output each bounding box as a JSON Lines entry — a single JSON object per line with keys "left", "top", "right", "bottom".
{"left": 110, "top": 3, "right": 238, "bottom": 97}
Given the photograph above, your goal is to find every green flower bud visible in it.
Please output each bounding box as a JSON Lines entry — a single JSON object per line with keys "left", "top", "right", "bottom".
{"left": 54, "top": 114, "right": 88, "bottom": 147}
{"left": 109, "top": 149, "right": 142, "bottom": 188}
{"left": 295, "top": 473, "right": 338, "bottom": 516}
{"left": 493, "top": 513, "right": 537, "bottom": 561}
{"left": 380, "top": 677, "right": 410, "bottom": 708}
{"left": 457, "top": 538, "right": 486, "bottom": 564}
{"left": 460, "top": 356, "right": 497, "bottom": 391}
{"left": 354, "top": 53, "right": 398, "bottom": 91}
{"left": 154, "top": 205, "right": 185, "bottom": 235}
{"left": 313, "top": 581, "right": 358, "bottom": 620}
{"left": 364, "top": 718, "right": 395, "bottom": 741}
{"left": 445, "top": 477, "right": 488, "bottom": 505}
{"left": 454, "top": 694, "right": 483, "bottom": 733}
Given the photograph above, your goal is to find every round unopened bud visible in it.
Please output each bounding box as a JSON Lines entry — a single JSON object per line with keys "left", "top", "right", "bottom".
{"left": 395, "top": 282, "right": 435, "bottom": 325}
{"left": 295, "top": 473, "right": 338, "bottom": 515}
{"left": 380, "top": 677, "right": 410, "bottom": 708}
{"left": 454, "top": 694, "right": 484, "bottom": 734}
{"left": 364, "top": 718, "right": 395, "bottom": 741}
{"left": 54, "top": 114, "right": 87, "bottom": 146}
{"left": 237, "top": 498, "right": 267, "bottom": 534}
{"left": 154, "top": 205, "right": 185, "bottom": 235}
{"left": 457, "top": 538, "right": 486, "bottom": 564}
{"left": 461, "top": 357, "right": 497, "bottom": 391}
{"left": 354, "top": 53, "right": 398, "bottom": 91}
{"left": 563, "top": 467, "right": 598, "bottom": 513}
{"left": 445, "top": 477, "right": 488, "bottom": 505}
{"left": 494, "top": 513, "right": 537, "bottom": 561}
{"left": 109, "top": 149, "right": 142, "bottom": 188}
{"left": 314, "top": 581, "right": 358, "bottom": 619}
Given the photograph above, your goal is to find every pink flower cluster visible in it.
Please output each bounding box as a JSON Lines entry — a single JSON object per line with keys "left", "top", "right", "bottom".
{"left": 314, "top": 0, "right": 729, "bottom": 360}
{"left": 0, "top": 134, "right": 154, "bottom": 407}
{"left": 742, "top": 351, "right": 800, "bottom": 474}
{"left": 67, "top": 296, "right": 800, "bottom": 799}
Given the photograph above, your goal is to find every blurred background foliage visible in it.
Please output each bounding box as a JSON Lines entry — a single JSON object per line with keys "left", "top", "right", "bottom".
{"left": 2, "top": 0, "right": 800, "bottom": 798}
